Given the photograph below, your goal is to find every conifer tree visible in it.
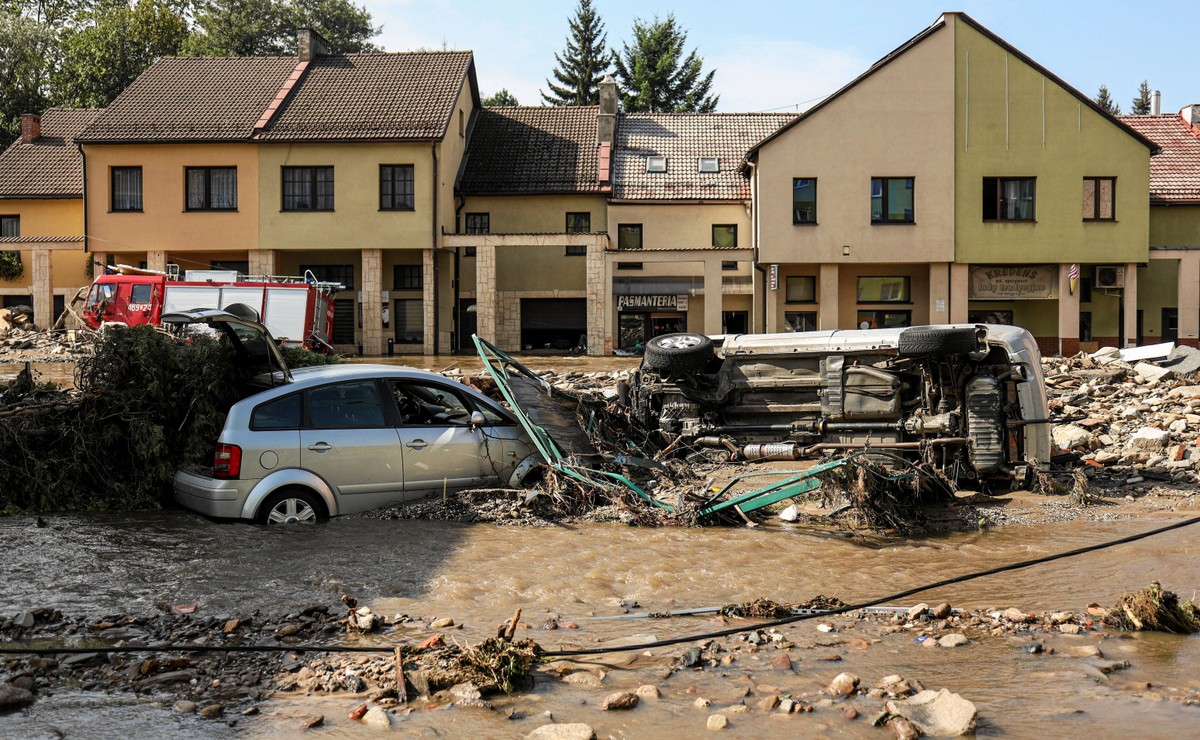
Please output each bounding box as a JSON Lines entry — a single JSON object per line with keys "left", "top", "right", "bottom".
{"left": 611, "top": 14, "right": 717, "bottom": 113}
{"left": 541, "top": 0, "right": 608, "bottom": 106}
{"left": 1130, "top": 80, "right": 1152, "bottom": 115}
{"left": 1095, "top": 84, "right": 1121, "bottom": 115}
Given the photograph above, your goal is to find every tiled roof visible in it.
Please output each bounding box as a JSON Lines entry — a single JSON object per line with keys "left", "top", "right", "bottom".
{"left": 1118, "top": 113, "right": 1200, "bottom": 204}
{"left": 257, "top": 52, "right": 474, "bottom": 141}
{"left": 459, "top": 106, "right": 601, "bottom": 195}
{"left": 77, "top": 57, "right": 299, "bottom": 142}
{"left": 613, "top": 113, "right": 796, "bottom": 200}
{"left": 0, "top": 235, "right": 85, "bottom": 243}
{"left": 0, "top": 108, "right": 101, "bottom": 197}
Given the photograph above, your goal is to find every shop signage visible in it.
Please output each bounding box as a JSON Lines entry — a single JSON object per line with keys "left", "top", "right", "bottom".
{"left": 969, "top": 265, "right": 1058, "bottom": 300}
{"left": 617, "top": 294, "right": 680, "bottom": 311}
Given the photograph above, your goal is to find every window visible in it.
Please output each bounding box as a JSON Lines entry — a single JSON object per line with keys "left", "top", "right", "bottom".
{"left": 617, "top": 223, "right": 642, "bottom": 250}
{"left": 111, "top": 167, "right": 142, "bottom": 211}
{"left": 712, "top": 224, "right": 738, "bottom": 248}
{"left": 463, "top": 247, "right": 477, "bottom": 257}
{"left": 721, "top": 260, "right": 738, "bottom": 271}
{"left": 393, "top": 264, "right": 422, "bottom": 290}
{"left": 857, "top": 276, "right": 911, "bottom": 303}
{"left": 616, "top": 261, "right": 643, "bottom": 270}
{"left": 308, "top": 380, "right": 386, "bottom": 429}
{"left": 251, "top": 393, "right": 301, "bottom": 430}
{"left": 785, "top": 312, "right": 817, "bottom": 332}
{"left": 465, "top": 212, "right": 489, "bottom": 234}
{"left": 390, "top": 380, "right": 473, "bottom": 426}
{"left": 380, "top": 165, "right": 414, "bottom": 211}
{"left": 0, "top": 216, "right": 18, "bottom": 237}
{"left": 394, "top": 299, "right": 423, "bottom": 343}
{"left": 130, "top": 283, "right": 152, "bottom": 304}
{"left": 698, "top": 157, "right": 719, "bottom": 173}
{"left": 870, "top": 177, "right": 914, "bottom": 223}
{"left": 646, "top": 156, "right": 667, "bottom": 173}
{"left": 282, "top": 166, "right": 334, "bottom": 211}
{"left": 785, "top": 275, "right": 816, "bottom": 303}
{"left": 1083, "top": 177, "right": 1115, "bottom": 221}
{"left": 857, "top": 310, "right": 911, "bottom": 329}
{"left": 185, "top": 167, "right": 237, "bottom": 211}
{"left": 566, "top": 212, "right": 591, "bottom": 232}
{"left": 565, "top": 245, "right": 588, "bottom": 256}
{"left": 792, "top": 178, "right": 817, "bottom": 224}
{"left": 983, "top": 177, "right": 1035, "bottom": 221}
{"left": 968, "top": 310, "right": 1014, "bottom": 325}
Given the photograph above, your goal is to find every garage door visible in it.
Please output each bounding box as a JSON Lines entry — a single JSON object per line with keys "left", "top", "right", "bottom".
{"left": 521, "top": 298, "right": 586, "bottom": 351}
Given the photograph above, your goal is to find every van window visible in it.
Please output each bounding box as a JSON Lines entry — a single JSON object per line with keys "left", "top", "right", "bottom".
{"left": 308, "top": 381, "right": 386, "bottom": 429}
{"left": 252, "top": 393, "right": 301, "bottom": 430}
{"left": 130, "top": 283, "right": 152, "bottom": 304}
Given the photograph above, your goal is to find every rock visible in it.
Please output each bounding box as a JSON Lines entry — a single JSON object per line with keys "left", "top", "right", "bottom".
{"left": 1130, "top": 426, "right": 1170, "bottom": 452}
{"left": 526, "top": 723, "right": 596, "bottom": 740}
{"left": 930, "top": 602, "right": 952, "bottom": 619}
{"left": 888, "top": 716, "right": 920, "bottom": 740}
{"left": 173, "top": 700, "right": 197, "bottom": 713}
{"left": 450, "top": 683, "right": 482, "bottom": 701}
{"left": 197, "top": 704, "right": 224, "bottom": 719}
{"left": 778, "top": 699, "right": 795, "bottom": 714}
{"left": 1059, "top": 624, "right": 1082, "bottom": 635}
{"left": 827, "top": 672, "right": 860, "bottom": 696}
{"left": 635, "top": 685, "right": 660, "bottom": 699}
{"left": 362, "top": 706, "right": 391, "bottom": 728}
{"left": 772, "top": 653, "right": 793, "bottom": 670}
{"left": 693, "top": 697, "right": 712, "bottom": 708}
{"left": 562, "top": 672, "right": 603, "bottom": 688}
{"left": 16, "top": 612, "right": 35, "bottom": 629}
{"left": 1069, "top": 645, "right": 1103, "bottom": 658}
{"left": 303, "top": 715, "right": 324, "bottom": 729}
{"left": 706, "top": 714, "right": 728, "bottom": 730}
{"left": 842, "top": 706, "right": 859, "bottom": 720}
{"left": 275, "top": 624, "right": 299, "bottom": 637}
{"left": 1162, "top": 345, "right": 1200, "bottom": 377}
{"left": 601, "top": 692, "right": 639, "bottom": 711}
{"left": 1050, "top": 611, "right": 1074, "bottom": 624}
{"left": 1134, "top": 362, "right": 1174, "bottom": 384}
{"left": 907, "top": 603, "right": 929, "bottom": 620}
{"left": 222, "top": 618, "right": 240, "bottom": 634}
{"left": 887, "top": 689, "right": 977, "bottom": 736}
{"left": 1003, "top": 607, "right": 1031, "bottom": 623}
{"left": 348, "top": 704, "right": 368, "bottom": 720}
{"left": 938, "top": 633, "right": 970, "bottom": 648}
{"left": 756, "top": 695, "right": 780, "bottom": 711}
{"left": 1052, "top": 424, "right": 1093, "bottom": 451}
{"left": 1170, "top": 419, "right": 1189, "bottom": 433}
{"left": 430, "top": 617, "right": 455, "bottom": 629}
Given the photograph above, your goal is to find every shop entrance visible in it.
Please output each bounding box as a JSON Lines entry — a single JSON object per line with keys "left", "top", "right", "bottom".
{"left": 618, "top": 311, "right": 686, "bottom": 351}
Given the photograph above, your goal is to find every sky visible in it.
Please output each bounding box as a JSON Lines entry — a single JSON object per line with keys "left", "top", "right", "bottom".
{"left": 363, "top": 0, "right": 1198, "bottom": 114}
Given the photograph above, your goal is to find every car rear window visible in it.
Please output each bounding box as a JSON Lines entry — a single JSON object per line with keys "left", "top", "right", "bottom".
{"left": 251, "top": 393, "right": 301, "bottom": 430}
{"left": 308, "top": 380, "right": 386, "bottom": 429}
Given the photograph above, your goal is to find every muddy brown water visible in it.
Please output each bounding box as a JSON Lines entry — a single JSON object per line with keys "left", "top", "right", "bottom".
{"left": 3, "top": 511, "right": 1199, "bottom": 737}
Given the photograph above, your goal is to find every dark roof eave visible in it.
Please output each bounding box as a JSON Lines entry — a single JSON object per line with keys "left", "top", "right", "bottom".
{"left": 0, "top": 193, "right": 82, "bottom": 200}
{"left": 608, "top": 198, "right": 749, "bottom": 205}
{"left": 460, "top": 189, "right": 603, "bottom": 197}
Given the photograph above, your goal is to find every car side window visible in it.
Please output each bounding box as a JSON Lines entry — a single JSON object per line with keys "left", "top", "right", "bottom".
{"left": 389, "top": 380, "right": 472, "bottom": 426}
{"left": 251, "top": 392, "right": 302, "bottom": 430}
{"left": 307, "top": 380, "right": 386, "bottom": 429}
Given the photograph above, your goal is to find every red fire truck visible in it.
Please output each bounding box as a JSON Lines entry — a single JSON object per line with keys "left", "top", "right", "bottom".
{"left": 81, "top": 266, "right": 341, "bottom": 351}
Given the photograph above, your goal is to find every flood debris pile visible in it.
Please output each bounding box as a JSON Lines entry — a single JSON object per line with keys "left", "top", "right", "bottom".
{"left": 1046, "top": 345, "right": 1200, "bottom": 487}
{"left": 1103, "top": 581, "right": 1200, "bottom": 634}
{"left": 0, "top": 308, "right": 92, "bottom": 363}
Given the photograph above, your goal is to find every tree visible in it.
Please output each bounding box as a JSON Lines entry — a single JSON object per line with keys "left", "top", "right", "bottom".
{"left": 289, "top": 0, "right": 379, "bottom": 53}
{"left": 1131, "top": 80, "right": 1152, "bottom": 115}
{"left": 1095, "top": 84, "right": 1121, "bottom": 115}
{"left": 482, "top": 88, "right": 518, "bottom": 106}
{"left": 611, "top": 14, "right": 717, "bottom": 113}
{"left": 184, "top": 0, "right": 379, "bottom": 56}
{"left": 56, "top": 0, "right": 190, "bottom": 108}
{"left": 0, "top": 11, "right": 58, "bottom": 146}
{"left": 541, "top": 0, "right": 607, "bottom": 106}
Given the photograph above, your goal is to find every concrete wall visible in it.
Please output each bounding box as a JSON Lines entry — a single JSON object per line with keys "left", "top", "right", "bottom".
{"left": 1150, "top": 205, "right": 1200, "bottom": 247}
{"left": 0, "top": 198, "right": 88, "bottom": 292}
{"left": 461, "top": 194, "right": 606, "bottom": 234}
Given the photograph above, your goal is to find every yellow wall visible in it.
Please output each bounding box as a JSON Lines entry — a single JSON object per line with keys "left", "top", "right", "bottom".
{"left": 84, "top": 143, "right": 259, "bottom": 254}
{"left": 756, "top": 22, "right": 956, "bottom": 265}
{"left": 1150, "top": 205, "right": 1200, "bottom": 247}
{"left": 437, "top": 81, "right": 476, "bottom": 246}
{"left": 1137, "top": 259, "right": 1180, "bottom": 339}
{"left": 967, "top": 299, "right": 1058, "bottom": 337}
{"left": 607, "top": 202, "right": 751, "bottom": 277}
{"left": 461, "top": 194, "right": 606, "bottom": 234}
{"left": 0, "top": 198, "right": 80, "bottom": 236}
{"left": 953, "top": 17, "right": 1151, "bottom": 264}
{"left": 496, "top": 246, "right": 585, "bottom": 291}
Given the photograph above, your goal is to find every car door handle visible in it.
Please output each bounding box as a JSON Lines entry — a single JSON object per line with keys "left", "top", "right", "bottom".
{"left": 307, "top": 442, "right": 333, "bottom": 452}
{"left": 406, "top": 439, "right": 428, "bottom": 450}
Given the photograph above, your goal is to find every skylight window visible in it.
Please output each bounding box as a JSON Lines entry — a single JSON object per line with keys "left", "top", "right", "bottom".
{"left": 646, "top": 156, "right": 667, "bottom": 173}
{"left": 698, "top": 157, "right": 719, "bottom": 173}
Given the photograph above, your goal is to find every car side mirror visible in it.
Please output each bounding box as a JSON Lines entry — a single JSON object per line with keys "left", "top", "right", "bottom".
{"left": 469, "top": 411, "right": 486, "bottom": 429}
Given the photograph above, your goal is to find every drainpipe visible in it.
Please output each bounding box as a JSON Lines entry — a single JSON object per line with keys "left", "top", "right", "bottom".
{"left": 452, "top": 194, "right": 466, "bottom": 352}
{"left": 431, "top": 142, "right": 440, "bottom": 355}
{"left": 76, "top": 142, "right": 89, "bottom": 254}
{"left": 747, "top": 160, "right": 767, "bottom": 333}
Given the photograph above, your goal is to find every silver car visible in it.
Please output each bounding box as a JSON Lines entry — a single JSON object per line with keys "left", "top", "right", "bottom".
{"left": 168, "top": 310, "right": 538, "bottom": 524}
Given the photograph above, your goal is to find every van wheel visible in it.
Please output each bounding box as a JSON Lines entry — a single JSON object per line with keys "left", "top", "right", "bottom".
{"left": 897, "top": 327, "right": 979, "bottom": 357}
{"left": 257, "top": 488, "right": 325, "bottom": 525}
{"left": 642, "top": 333, "right": 715, "bottom": 374}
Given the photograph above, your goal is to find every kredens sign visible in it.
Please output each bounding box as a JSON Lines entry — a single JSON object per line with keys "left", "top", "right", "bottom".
{"left": 969, "top": 265, "right": 1058, "bottom": 300}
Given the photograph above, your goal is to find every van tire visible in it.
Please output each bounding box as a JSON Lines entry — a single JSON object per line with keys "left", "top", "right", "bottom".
{"left": 898, "top": 327, "right": 979, "bottom": 357}
{"left": 257, "top": 487, "right": 326, "bottom": 525}
{"left": 643, "top": 333, "right": 715, "bottom": 374}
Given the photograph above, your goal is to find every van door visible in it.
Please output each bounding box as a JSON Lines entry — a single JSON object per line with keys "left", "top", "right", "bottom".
{"left": 386, "top": 378, "right": 489, "bottom": 495}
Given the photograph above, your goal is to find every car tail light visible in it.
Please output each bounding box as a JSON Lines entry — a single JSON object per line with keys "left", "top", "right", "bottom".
{"left": 213, "top": 443, "right": 242, "bottom": 479}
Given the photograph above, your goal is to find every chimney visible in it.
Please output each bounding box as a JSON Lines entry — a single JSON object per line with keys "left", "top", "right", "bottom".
{"left": 19, "top": 114, "right": 40, "bottom": 144}
{"left": 1151, "top": 90, "right": 1161, "bottom": 115}
{"left": 297, "top": 28, "right": 329, "bottom": 62}
{"left": 1181, "top": 104, "right": 1200, "bottom": 127}
{"left": 597, "top": 75, "right": 617, "bottom": 145}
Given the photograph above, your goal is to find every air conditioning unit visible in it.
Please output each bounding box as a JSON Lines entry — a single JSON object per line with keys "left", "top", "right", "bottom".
{"left": 1094, "top": 265, "right": 1125, "bottom": 289}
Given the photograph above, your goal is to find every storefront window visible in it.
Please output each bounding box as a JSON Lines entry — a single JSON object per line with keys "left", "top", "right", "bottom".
{"left": 785, "top": 312, "right": 817, "bottom": 332}
{"left": 785, "top": 276, "right": 816, "bottom": 303}
{"left": 857, "top": 310, "right": 911, "bottom": 329}
{"left": 856, "top": 276, "right": 910, "bottom": 303}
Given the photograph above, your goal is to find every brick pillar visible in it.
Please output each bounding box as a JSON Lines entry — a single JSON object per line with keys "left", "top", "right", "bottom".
{"left": 248, "top": 249, "right": 277, "bottom": 279}
{"left": 1123, "top": 262, "right": 1139, "bottom": 347}
{"left": 360, "top": 248, "right": 382, "bottom": 356}
{"left": 585, "top": 240, "right": 607, "bottom": 355}
{"left": 703, "top": 256, "right": 723, "bottom": 335}
{"left": 928, "top": 262, "right": 950, "bottom": 324}
{"left": 1057, "top": 263, "right": 1080, "bottom": 355}
{"left": 90, "top": 251, "right": 108, "bottom": 276}
{"left": 475, "top": 243, "right": 497, "bottom": 346}
{"left": 818, "top": 263, "right": 839, "bottom": 330}
{"left": 1179, "top": 253, "right": 1200, "bottom": 345}
{"left": 949, "top": 262, "right": 970, "bottom": 323}
{"left": 32, "top": 249, "right": 52, "bottom": 330}
{"left": 146, "top": 250, "right": 167, "bottom": 273}
{"left": 422, "top": 249, "right": 436, "bottom": 355}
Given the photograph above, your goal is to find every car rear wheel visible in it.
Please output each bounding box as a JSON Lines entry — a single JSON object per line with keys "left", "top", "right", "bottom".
{"left": 897, "top": 327, "right": 979, "bottom": 357}
{"left": 642, "top": 332, "right": 715, "bottom": 374}
{"left": 257, "top": 488, "right": 325, "bottom": 525}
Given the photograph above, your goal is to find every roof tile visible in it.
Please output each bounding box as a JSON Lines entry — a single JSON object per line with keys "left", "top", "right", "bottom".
{"left": 460, "top": 106, "right": 601, "bottom": 194}
{"left": 0, "top": 108, "right": 102, "bottom": 198}
{"left": 1119, "top": 113, "right": 1200, "bottom": 204}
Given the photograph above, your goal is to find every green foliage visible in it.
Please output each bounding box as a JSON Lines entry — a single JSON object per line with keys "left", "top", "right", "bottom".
{"left": 612, "top": 14, "right": 717, "bottom": 113}
{"left": 0, "top": 325, "right": 248, "bottom": 513}
{"left": 482, "top": 88, "right": 519, "bottom": 106}
{"left": 280, "top": 343, "right": 341, "bottom": 368}
{"left": 1095, "top": 84, "right": 1121, "bottom": 115}
{"left": 541, "top": 0, "right": 607, "bottom": 106}
{"left": 0, "top": 11, "right": 58, "bottom": 147}
{"left": 1130, "top": 79, "right": 1152, "bottom": 115}
{"left": 0, "top": 251, "right": 23, "bottom": 281}
{"left": 184, "top": 0, "right": 379, "bottom": 56}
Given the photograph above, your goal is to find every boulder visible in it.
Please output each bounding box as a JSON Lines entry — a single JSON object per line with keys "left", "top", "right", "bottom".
{"left": 887, "top": 688, "right": 977, "bottom": 736}
{"left": 601, "top": 692, "right": 639, "bottom": 710}
{"left": 1052, "top": 424, "right": 1093, "bottom": 450}
{"left": 827, "top": 672, "right": 860, "bottom": 696}
{"left": 938, "top": 633, "right": 970, "bottom": 648}
{"left": 526, "top": 724, "right": 596, "bottom": 740}
{"left": 362, "top": 706, "right": 391, "bottom": 728}
{"left": 0, "top": 685, "right": 36, "bottom": 711}
{"left": 706, "top": 714, "right": 728, "bottom": 730}
{"left": 1130, "top": 426, "right": 1170, "bottom": 452}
